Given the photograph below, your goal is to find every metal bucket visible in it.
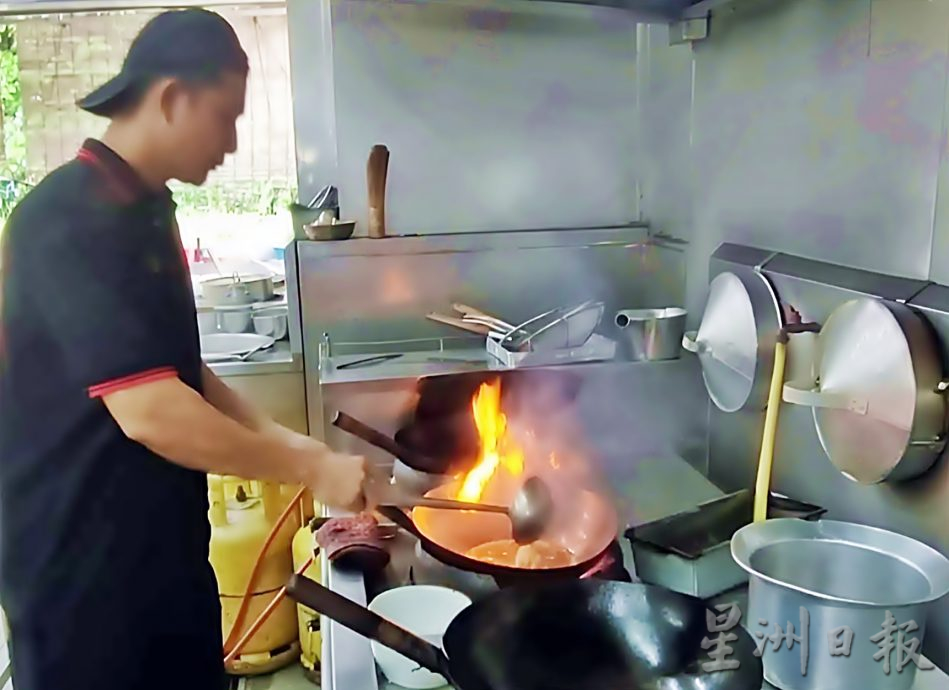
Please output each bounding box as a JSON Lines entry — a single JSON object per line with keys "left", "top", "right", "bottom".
{"left": 732, "top": 519, "right": 949, "bottom": 690}
{"left": 615, "top": 308, "right": 686, "bottom": 361}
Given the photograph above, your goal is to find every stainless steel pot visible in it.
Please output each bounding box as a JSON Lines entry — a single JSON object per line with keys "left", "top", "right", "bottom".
{"left": 615, "top": 307, "right": 686, "bottom": 361}
{"left": 732, "top": 519, "right": 949, "bottom": 690}
{"left": 782, "top": 298, "right": 948, "bottom": 484}
{"left": 201, "top": 273, "right": 275, "bottom": 306}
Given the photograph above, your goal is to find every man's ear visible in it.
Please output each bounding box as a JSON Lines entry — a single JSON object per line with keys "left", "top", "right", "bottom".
{"left": 155, "top": 77, "right": 185, "bottom": 123}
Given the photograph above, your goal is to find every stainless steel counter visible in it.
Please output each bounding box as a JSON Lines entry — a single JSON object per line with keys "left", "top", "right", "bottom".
{"left": 205, "top": 341, "right": 301, "bottom": 377}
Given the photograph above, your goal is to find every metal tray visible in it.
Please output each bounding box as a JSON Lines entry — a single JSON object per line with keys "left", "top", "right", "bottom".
{"left": 625, "top": 489, "right": 825, "bottom": 599}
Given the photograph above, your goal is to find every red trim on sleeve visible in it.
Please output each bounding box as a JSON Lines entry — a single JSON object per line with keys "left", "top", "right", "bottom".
{"left": 88, "top": 366, "right": 177, "bottom": 399}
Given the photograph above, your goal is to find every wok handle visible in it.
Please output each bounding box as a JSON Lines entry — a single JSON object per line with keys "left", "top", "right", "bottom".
{"left": 285, "top": 574, "right": 452, "bottom": 678}
{"left": 375, "top": 504, "right": 423, "bottom": 538}
{"left": 332, "top": 411, "right": 435, "bottom": 471}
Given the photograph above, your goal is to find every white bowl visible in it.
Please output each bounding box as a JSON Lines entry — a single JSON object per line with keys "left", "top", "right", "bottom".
{"left": 367, "top": 585, "right": 471, "bottom": 688}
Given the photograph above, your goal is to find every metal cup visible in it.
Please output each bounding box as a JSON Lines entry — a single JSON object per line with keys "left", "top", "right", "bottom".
{"left": 615, "top": 307, "right": 687, "bottom": 361}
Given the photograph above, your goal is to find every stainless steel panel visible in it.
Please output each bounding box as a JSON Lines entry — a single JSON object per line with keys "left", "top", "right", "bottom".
{"left": 704, "top": 246, "right": 949, "bottom": 671}
{"left": 295, "top": 0, "right": 641, "bottom": 235}
{"left": 297, "top": 227, "right": 690, "bottom": 442}
{"left": 686, "top": 0, "right": 944, "bottom": 321}
{"left": 217, "top": 371, "right": 309, "bottom": 435}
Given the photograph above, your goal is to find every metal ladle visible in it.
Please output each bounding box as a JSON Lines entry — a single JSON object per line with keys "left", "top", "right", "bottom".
{"left": 379, "top": 476, "right": 554, "bottom": 545}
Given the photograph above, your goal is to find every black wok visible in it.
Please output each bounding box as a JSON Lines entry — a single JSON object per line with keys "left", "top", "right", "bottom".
{"left": 286, "top": 575, "right": 763, "bottom": 690}
{"left": 333, "top": 412, "right": 618, "bottom": 584}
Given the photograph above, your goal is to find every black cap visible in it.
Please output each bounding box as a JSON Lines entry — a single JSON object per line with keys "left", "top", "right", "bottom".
{"left": 77, "top": 9, "right": 248, "bottom": 117}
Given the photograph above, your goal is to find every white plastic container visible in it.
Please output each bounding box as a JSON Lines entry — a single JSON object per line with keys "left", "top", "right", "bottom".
{"left": 367, "top": 585, "right": 471, "bottom": 689}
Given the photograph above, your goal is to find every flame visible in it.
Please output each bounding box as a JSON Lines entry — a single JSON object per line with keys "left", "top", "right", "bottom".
{"left": 457, "top": 379, "right": 524, "bottom": 502}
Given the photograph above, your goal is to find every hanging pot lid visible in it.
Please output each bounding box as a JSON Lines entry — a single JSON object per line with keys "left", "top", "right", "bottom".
{"left": 683, "top": 270, "right": 782, "bottom": 413}
{"left": 782, "top": 298, "right": 947, "bottom": 484}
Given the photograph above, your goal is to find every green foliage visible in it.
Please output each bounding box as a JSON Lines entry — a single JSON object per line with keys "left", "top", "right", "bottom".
{"left": 0, "top": 23, "right": 294, "bottom": 221}
{"left": 171, "top": 180, "right": 296, "bottom": 216}
{"left": 0, "top": 24, "right": 31, "bottom": 221}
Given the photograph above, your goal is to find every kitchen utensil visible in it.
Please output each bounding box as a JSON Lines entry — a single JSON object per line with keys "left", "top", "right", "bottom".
{"left": 487, "top": 333, "right": 617, "bottom": 368}
{"left": 335, "top": 353, "right": 403, "bottom": 370}
{"left": 367, "top": 586, "right": 472, "bottom": 689}
{"left": 506, "top": 301, "right": 603, "bottom": 352}
{"left": 201, "top": 273, "right": 275, "bottom": 306}
{"left": 392, "top": 458, "right": 454, "bottom": 497}
{"left": 303, "top": 220, "right": 356, "bottom": 241}
{"left": 200, "top": 333, "right": 275, "bottom": 362}
{"left": 451, "top": 303, "right": 515, "bottom": 332}
{"left": 683, "top": 269, "right": 782, "bottom": 413}
{"left": 782, "top": 298, "right": 948, "bottom": 484}
{"left": 732, "top": 518, "right": 949, "bottom": 690}
{"left": 331, "top": 412, "right": 617, "bottom": 581}
{"left": 614, "top": 307, "right": 686, "bottom": 361}
{"left": 332, "top": 411, "right": 443, "bottom": 474}
{"left": 367, "top": 144, "right": 390, "bottom": 239}
{"left": 286, "top": 576, "right": 764, "bottom": 690}
{"left": 626, "top": 490, "right": 825, "bottom": 599}
{"left": 252, "top": 305, "right": 288, "bottom": 340}
{"left": 426, "top": 312, "right": 493, "bottom": 336}
{"left": 379, "top": 476, "right": 553, "bottom": 545}
{"left": 498, "top": 307, "right": 560, "bottom": 346}
{"left": 216, "top": 304, "right": 253, "bottom": 334}
{"left": 196, "top": 304, "right": 218, "bottom": 335}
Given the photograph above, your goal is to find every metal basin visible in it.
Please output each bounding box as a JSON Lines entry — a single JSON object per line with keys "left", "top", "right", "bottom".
{"left": 732, "top": 519, "right": 949, "bottom": 690}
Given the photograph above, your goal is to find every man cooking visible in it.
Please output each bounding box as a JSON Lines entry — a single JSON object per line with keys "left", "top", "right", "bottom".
{"left": 0, "top": 9, "right": 367, "bottom": 690}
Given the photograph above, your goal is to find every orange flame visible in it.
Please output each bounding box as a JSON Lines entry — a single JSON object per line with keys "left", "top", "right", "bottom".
{"left": 457, "top": 379, "right": 524, "bottom": 502}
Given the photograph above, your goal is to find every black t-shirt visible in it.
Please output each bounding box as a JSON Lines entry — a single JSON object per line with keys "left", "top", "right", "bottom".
{"left": 0, "top": 139, "right": 214, "bottom": 626}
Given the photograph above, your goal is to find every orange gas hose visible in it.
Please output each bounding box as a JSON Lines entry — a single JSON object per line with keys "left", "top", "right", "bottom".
{"left": 223, "top": 556, "right": 314, "bottom": 665}
{"left": 221, "top": 485, "right": 307, "bottom": 653}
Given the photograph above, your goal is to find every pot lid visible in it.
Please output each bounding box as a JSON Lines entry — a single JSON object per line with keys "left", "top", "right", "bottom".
{"left": 684, "top": 271, "right": 779, "bottom": 412}
{"left": 797, "top": 298, "right": 933, "bottom": 484}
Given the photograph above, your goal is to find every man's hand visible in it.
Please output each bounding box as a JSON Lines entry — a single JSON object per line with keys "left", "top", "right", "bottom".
{"left": 314, "top": 449, "right": 369, "bottom": 513}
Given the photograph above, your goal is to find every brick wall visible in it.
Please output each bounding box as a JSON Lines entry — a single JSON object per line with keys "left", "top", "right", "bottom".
{"left": 12, "top": 4, "right": 295, "bottom": 185}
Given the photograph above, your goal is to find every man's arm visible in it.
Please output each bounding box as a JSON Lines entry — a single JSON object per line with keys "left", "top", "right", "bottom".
{"left": 102, "top": 376, "right": 365, "bottom": 509}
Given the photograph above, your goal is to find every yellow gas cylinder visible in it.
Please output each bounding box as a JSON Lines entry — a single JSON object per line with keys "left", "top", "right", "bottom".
{"left": 208, "top": 475, "right": 302, "bottom": 676}
{"left": 291, "top": 511, "right": 322, "bottom": 683}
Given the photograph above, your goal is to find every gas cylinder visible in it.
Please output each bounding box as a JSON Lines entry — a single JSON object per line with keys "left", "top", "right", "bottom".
{"left": 291, "top": 512, "right": 323, "bottom": 683}
{"left": 208, "top": 475, "right": 302, "bottom": 676}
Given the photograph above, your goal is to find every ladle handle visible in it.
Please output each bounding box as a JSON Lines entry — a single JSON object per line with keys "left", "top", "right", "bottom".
{"left": 285, "top": 574, "right": 451, "bottom": 678}
{"left": 332, "top": 411, "right": 434, "bottom": 471}
{"left": 389, "top": 496, "right": 509, "bottom": 514}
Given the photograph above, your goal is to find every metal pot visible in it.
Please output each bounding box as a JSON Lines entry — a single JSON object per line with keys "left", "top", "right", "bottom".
{"left": 781, "top": 298, "right": 948, "bottom": 484}
{"left": 217, "top": 304, "right": 253, "bottom": 334}
{"left": 615, "top": 307, "right": 686, "bottom": 361}
{"left": 732, "top": 519, "right": 949, "bottom": 690}
{"left": 202, "top": 273, "right": 275, "bottom": 306}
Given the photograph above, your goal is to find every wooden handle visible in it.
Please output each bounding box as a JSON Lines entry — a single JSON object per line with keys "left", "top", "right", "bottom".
{"left": 285, "top": 575, "right": 450, "bottom": 677}
{"left": 426, "top": 313, "right": 491, "bottom": 335}
{"left": 331, "top": 412, "right": 436, "bottom": 471}
{"left": 367, "top": 144, "right": 390, "bottom": 239}
{"left": 452, "top": 303, "right": 514, "bottom": 330}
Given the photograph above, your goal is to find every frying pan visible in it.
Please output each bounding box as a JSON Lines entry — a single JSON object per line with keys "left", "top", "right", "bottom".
{"left": 333, "top": 412, "right": 618, "bottom": 583}
{"left": 286, "top": 575, "right": 764, "bottom": 690}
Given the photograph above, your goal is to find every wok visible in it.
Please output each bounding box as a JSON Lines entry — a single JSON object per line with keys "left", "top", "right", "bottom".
{"left": 286, "top": 575, "right": 764, "bottom": 690}
{"left": 333, "top": 412, "right": 618, "bottom": 583}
